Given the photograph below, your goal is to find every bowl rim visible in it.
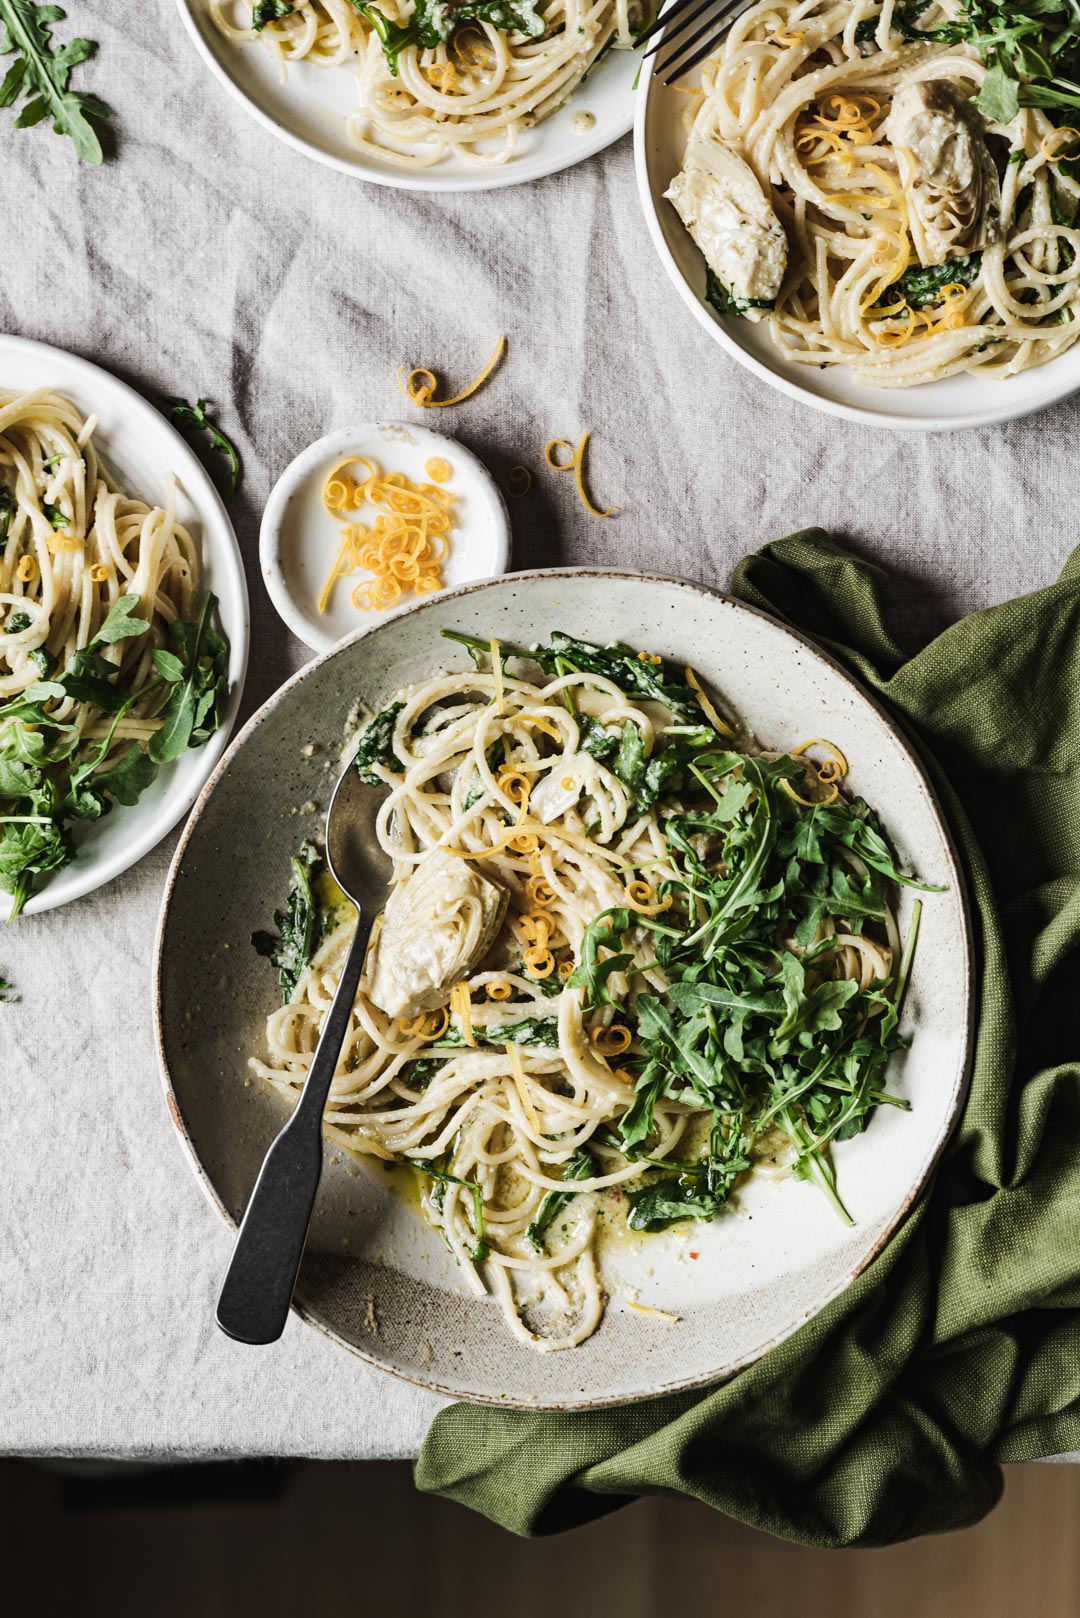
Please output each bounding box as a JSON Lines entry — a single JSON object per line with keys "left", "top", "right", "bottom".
{"left": 153, "top": 565, "right": 975, "bottom": 1406}
{"left": 632, "top": 63, "right": 1080, "bottom": 433}
{"left": 174, "top": 0, "right": 635, "bottom": 193}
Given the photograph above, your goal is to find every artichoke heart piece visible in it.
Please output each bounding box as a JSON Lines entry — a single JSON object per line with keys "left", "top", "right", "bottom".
{"left": 665, "top": 130, "right": 788, "bottom": 319}
{"left": 367, "top": 848, "right": 508, "bottom": 1021}
{"left": 886, "top": 79, "right": 1002, "bottom": 267}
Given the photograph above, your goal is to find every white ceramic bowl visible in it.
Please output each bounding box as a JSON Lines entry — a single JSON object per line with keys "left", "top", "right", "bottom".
{"left": 260, "top": 421, "right": 511, "bottom": 652}
{"left": 634, "top": 60, "right": 1080, "bottom": 431}
{"left": 0, "top": 336, "right": 249, "bottom": 920}
{"left": 176, "top": 0, "right": 637, "bottom": 192}
{"left": 156, "top": 569, "right": 972, "bottom": 1407}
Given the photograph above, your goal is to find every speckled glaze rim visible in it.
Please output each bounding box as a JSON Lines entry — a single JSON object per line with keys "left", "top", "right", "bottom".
{"left": 152, "top": 567, "right": 976, "bottom": 1408}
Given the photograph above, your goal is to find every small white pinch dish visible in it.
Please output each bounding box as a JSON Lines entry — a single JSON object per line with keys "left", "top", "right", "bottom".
{"left": 260, "top": 421, "right": 512, "bottom": 653}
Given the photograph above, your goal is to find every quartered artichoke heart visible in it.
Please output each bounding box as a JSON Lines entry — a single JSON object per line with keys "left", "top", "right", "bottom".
{"left": 367, "top": 847, "right": 508, "bottom": 1021}
{"left": 665, "top": 127, "right": 788, "bottom": 319}
{"left": 886, "top": 79, "right": 1002, "bottom": 267}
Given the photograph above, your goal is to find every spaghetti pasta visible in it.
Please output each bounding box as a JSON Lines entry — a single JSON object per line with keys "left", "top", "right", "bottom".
{"left": 673, "top": 0, "right": 1080, "bottom": 386}
{"left": 251, "top": 634, "right": 922, "bottom": 1352}
{"left": 212, "top": 0, "right": 645, "bottom": 170}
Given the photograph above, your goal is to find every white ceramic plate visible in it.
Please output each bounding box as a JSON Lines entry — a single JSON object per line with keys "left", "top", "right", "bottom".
{"left": 155, "top": 570, "right": 972, "bottom": 1408}
{"left": 0, "top": 336, "right": 250, "bottom": 919}
{"left": 634, "top": 57, "right": 1080, "bottom": 431}
{"left": 260, "top": 421, "right": 511, "bottom": 652}
{"left": 176, "top": 0, "right": 636, "bottom": 192}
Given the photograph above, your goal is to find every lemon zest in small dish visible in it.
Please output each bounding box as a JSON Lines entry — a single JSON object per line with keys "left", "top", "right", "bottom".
{"left": 398, "top": 335, "right": 506, "bottom": 408}
{"left": 544, "top": 433, "right": 619, "bottom": 519}
{"left": 317, "top": 457, "right": 457, "bottom": 616}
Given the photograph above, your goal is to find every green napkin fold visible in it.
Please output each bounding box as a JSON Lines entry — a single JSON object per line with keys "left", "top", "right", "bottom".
{"left": 416, "top": 531, "right": 1080, "bottom": 1544}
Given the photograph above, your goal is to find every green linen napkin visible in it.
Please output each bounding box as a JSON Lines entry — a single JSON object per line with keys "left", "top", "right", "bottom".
{"left": 415, "top": 531, "right": 1080, "bottom": 1544}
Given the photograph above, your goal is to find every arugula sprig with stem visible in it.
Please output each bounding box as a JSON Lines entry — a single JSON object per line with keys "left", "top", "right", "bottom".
{"left": 164, "top": 398, "right": 243, "bottom": 499}
{"left": 0, "top": 1, "right": 109, "bottom": 163}
{"left": 571, "top": 746, "right": 935, "bottom": 1228}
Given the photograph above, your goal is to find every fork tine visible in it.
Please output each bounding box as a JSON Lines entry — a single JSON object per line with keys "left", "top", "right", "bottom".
{"left": 662, "top": 24, "right": 732, "bottom": 83}
{"left": 658, "top": 0, "right": 746, "bottom": 80}
{"left": 635, "top": 0, "right": 713, "bottom": 54}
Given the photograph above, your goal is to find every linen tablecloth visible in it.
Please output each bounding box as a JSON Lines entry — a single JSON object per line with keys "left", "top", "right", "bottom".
{"left": 1, "top": 6, "right": 1077, "bottom": 1462}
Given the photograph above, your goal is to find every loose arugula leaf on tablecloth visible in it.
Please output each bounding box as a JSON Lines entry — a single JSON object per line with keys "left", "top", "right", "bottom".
{"left": 164, "top": 397, "right": 243, "bottom": 498}
{"left": 0, "top": 0, "right": 110, "bottom": 163}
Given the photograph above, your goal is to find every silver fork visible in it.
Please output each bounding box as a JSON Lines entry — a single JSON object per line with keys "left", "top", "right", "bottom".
{"left": 636, "top": 0, "right": 754, "bottom": 86}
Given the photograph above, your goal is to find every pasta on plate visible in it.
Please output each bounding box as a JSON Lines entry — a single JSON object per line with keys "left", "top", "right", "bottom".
{"left": 251, "top": 631, "right": 932, "bottom": 1352}
{"left": 0, "top": 388, "right": 230, "bottom": 918}
{"left": 667, "top": 0, "right": 1080, "bottom": 386}
{"left": 212, "top": 0, "right": 644, "bottom": 169}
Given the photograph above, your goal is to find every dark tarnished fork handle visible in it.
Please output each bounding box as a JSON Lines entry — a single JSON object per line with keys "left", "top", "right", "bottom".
{"left": 215, "top": 906, "right": 374, "bottom": 1346}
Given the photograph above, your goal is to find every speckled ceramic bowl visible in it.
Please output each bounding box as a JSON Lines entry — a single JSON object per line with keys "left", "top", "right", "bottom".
{"left": 153, "top": 570, "right": 973, "bottom": 1408}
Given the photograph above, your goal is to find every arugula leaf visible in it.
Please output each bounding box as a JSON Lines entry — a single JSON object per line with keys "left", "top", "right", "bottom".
{"left": 94, "top": 594, "right": 152, "bottom": 644}
{"left": 354, "top": 701, "right": 404, "bottom": 784}
{"left": 627, "top": 1174, "right": 725, "bottom": 1232}
{"left": 147, "top": 594, "right": 229, "bottom": 763}
{"left": 90, "top": 745, "right": 158, "bottom": 807}
{"left": 357, "top": 0, "right": 544, "bottom": 76}
{"left": 164, "top": 397, "right": 242, "bottom": 498}
{"left": 437, "top": 1015, "right": 560, "bottom": 1049}
{"left": 579, "top": 717, "right": 619, "bottom": 764}
{"left": 252, "top": 0, "right": 293, "bottom": 27}
{"left": 979, "top": 49, "right": 1022, "bottom": 121}
{"left": 857, "top": 1, "right": 1080, "bottom": 123}
{"left": 0, "top": 595, "right": 229, "bottom": 917}
{"left": 0, "top": 487, "right": 12, "bottom": 555}
{"left": 252, "top": 839, "right": 329, "bottom": 1001}
{"left": 0, "top": 0, "right": 109, "bottom": 163}
{"left": 532, "top": 631, "right": 705, "bottom": 722}
{"left": 403, "top": 1055, "right": 443, "bottom": 1091}
{"left": 569, "top": 907, "right": 635, "bottom": 1008}
{"left": 874, "top": 253, "right": 983, "bottom": 311}
{"left": 0, "top": 818, "right": 72, "bottom": 919}
{"left": 413, "top": 1157, "right": 488, "bottom": 1260}
{"left": 526, "top": 1147, "right": 595, "bottom": 1250}
{"left": 705, "top": 266, "right": 775, "bottom": 319}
